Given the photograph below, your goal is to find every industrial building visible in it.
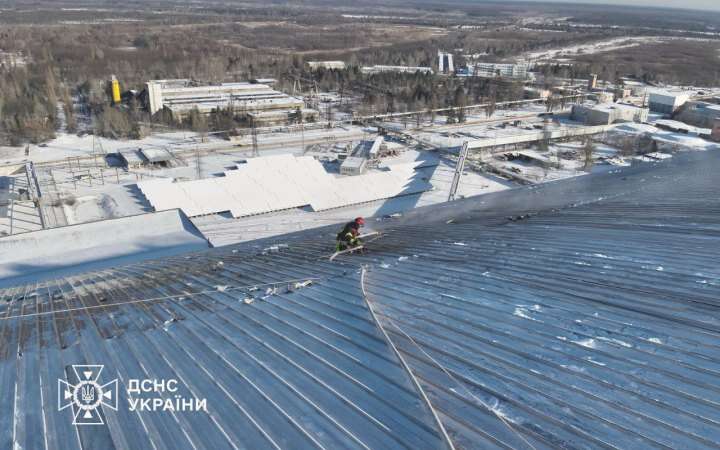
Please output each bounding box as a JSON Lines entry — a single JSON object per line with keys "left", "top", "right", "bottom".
{"left": 139, "top": 148, "right": 175, "bottom": 167}
{"left": 3, "top": 152, "right": 719, "bottom": 449}
{"left": 674, "top": 101, "right": 720, "bottom": 128}
{"left": 145, "top": 79, "right": 305, "bottom": 119}
{"left": 339, "top": 156, "right": 368, "bottom": 175}
{"left": 620, "top": 79, "right": 648, "bottom": 96}
{"left": 571, "top": 103, "right": 649, "bottom": 125}
{"left": 648, "top": 90, "right": 691, "bottom": 114}
{"left": 339, "top": 136, "right": 386, "bottom": 175}
{"left": 116, "top": 149, "right": 145, "bottom": 168}
{"left": 360, "top": 65, "right": 433, "bottom": 75}
{"left": 473, "top": 62, "right": 530, "bottom": 79}
{"left": 247, "top": 108, "right": 319, "bottom": 126}
{"left": 437, "top": 51, "right": 454, "bottom": 74}
{"left": 306, "top": 61, "right": 346, "bottom": 70}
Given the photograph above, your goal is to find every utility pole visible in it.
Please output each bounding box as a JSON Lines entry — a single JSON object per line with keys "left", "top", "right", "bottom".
{"left": 195, "top": 146, "right": 201, "bottom": 179}
{"left": 251, "top": 117, "right": 259, "bottom": 158}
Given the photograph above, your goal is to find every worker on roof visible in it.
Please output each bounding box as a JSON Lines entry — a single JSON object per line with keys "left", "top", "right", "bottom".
{"left": 336, "top": 217, "right": 365, "bottom": 251}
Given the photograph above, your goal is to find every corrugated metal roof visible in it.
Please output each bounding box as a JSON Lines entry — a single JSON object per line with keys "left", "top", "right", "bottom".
{"left": 357, "top": 151, "right": 720, "bottom": 449}
{"left": 0, "top": 247, "right": 450, "bottom": 449}
{"left": 1, "top": 150, "right": 719, "bottom": 449}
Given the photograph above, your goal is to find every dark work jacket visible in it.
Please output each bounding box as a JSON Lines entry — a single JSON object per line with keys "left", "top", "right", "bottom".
{"left": 337, "top": 221, "right": 359, "bottom": 242}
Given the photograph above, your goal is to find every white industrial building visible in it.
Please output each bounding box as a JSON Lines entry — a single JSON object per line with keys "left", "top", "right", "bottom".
{"left": 648, "top": 90, "right": 691, "bottom": 114}
{"left": 307, "top": 61, "right": 346, "bottom": 70}
{"left": 473, "top": 62, "right": 530, "bottom": 79}
{"left": 339, "top": 136, "right": 387, "bottom": 175}
{"left": 339, "top": 157, "right": 368, "bottom": 175}
{"left": 438, "top": 51, "right": 454, "bottom": 74}
{"left": 571, "top": 103, "right": 649, "bottom": 125}
{"left": 361, "top": 65, "right": 433, "bottom": 75}
{"left": 145, "top": 79, "right": 305, "bottom": 119}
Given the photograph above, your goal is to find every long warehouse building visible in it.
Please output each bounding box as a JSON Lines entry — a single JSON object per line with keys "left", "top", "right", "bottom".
{"left": 146, "top": 79, "right": 305, "bottom": 119}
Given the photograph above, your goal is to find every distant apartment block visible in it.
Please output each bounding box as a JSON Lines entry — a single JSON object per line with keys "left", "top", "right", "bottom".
{"left": 473, "top": 62, "right": 530, "bottom": 79}
{"left": 145, "top": 79, "right": 305, "bottom": 119}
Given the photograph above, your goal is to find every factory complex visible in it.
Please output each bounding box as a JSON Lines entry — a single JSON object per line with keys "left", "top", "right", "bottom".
{"left": 145, "top": 79, "right": 307, "bottom": 120}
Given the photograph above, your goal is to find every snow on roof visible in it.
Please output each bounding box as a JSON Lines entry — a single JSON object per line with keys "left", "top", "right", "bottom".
{"left": 0, "top": 210, "right": 208, "bottom": 287}
{"left": 138, "top": 154, "right": 433, "bottom": 218}
{"left": 118, "top": 149, "right": 144, "bottom": 164}
{"left": 648, "top": 89, "right": 691, "bottom": 104}
{"left": 139, "top": 147, "right": 173, "bottom": 163}
{"left": 340, "top": 156, "right": 367, "bottom": 169}
{"left": 584, "top": 102, "right": 644, "bottom": 113}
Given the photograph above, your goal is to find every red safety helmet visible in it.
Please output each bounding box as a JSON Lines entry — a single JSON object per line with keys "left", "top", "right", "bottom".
{"left": 355, "top": 217, "right": 365, "bottom": 225}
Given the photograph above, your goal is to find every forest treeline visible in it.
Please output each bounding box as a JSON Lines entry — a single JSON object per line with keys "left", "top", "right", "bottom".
{"left": 1, "top": 2, "right": 718, "bottom": 145}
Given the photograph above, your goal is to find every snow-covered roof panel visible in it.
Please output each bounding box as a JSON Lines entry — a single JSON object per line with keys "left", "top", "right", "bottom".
{"left": 139, "top": 147, "right": 173, "bottom": 163}
{"left": 0, "top": 209, "right": 208, "bottom": 287}
{"left": 138, "top": 155, "right": 432, "bottom": 217}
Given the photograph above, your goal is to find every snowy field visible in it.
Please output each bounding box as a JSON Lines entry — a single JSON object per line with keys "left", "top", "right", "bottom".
{"left": 523, "top": 36, "right": 720, "bottom": 62}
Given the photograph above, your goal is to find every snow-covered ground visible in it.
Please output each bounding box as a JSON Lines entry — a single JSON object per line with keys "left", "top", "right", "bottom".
{"left": 523, "top": 36, "right": 720, "bottom": 63}
{"left": 0, "top": 131, "right": 213, "bottom": 165}
{"left": 3, "top": 102, "right": 718, "bottom": 249}
{"left": 0, "top": 124, "right": 369, "bottom": 166}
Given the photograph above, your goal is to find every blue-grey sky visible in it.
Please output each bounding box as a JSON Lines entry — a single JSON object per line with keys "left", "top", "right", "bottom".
{"left": 519, "top": 0, "right": 720, "bottom": 12}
